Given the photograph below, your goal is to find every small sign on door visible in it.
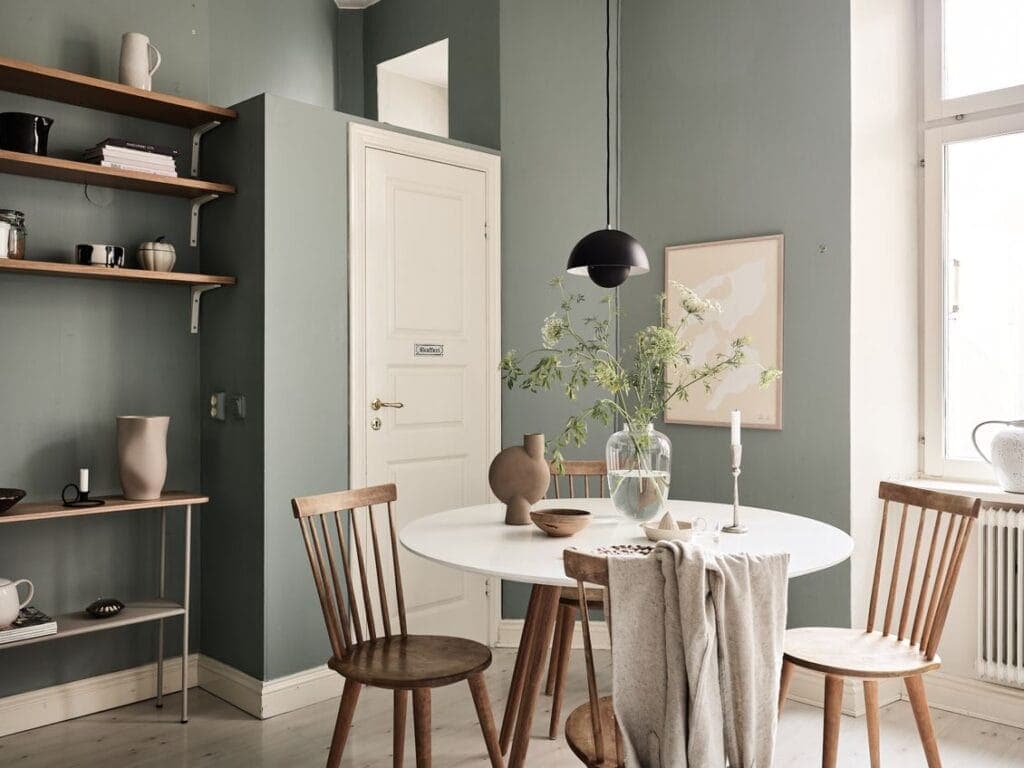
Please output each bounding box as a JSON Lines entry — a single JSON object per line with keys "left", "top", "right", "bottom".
{"left": 414, "top": 343, "right": 444, "bottom": 357}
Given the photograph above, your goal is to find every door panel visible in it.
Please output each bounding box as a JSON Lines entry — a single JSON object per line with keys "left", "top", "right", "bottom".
{"left": 357, "top": 145, "right": 492, "bottom": 641}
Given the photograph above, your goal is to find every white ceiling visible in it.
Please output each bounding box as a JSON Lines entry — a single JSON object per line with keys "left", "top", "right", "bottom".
{"left": 334, "top": 1, "right": 380, "bottom": 9}
{"left": 378, "top": 39, "right": 449, "bottom": 88}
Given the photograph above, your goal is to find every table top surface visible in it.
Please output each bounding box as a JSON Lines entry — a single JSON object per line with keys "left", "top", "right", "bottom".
{"left": 400, "top": 497, "right": 853, "bottom": 587}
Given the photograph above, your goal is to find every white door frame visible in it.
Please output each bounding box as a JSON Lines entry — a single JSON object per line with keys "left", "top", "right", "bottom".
{"left": 348, "top": 121, "right": 502, "bottom": 644}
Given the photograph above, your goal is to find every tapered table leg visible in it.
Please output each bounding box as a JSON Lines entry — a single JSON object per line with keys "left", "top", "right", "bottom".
{"left": 500, "top": 585, "right": 543, "bottom": 753}
{"left": 508, "top": 585, "right": 561, "bottom": 768}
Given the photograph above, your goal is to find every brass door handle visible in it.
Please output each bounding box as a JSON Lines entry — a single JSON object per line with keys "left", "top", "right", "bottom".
{"left": 371, "top": 398, "right": 404, "bottom": 411}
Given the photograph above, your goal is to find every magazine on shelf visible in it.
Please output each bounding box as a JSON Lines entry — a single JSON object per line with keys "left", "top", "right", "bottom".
{"left": 0, "top": 606, "right": 57, "bottom": 644}
{"left": 95, "top": 137, "right": 181, "bottom": 157}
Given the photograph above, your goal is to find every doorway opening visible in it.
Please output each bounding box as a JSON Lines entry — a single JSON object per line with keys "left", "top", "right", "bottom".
{"left": 377, "top": 39, "right": 449, "bottom": 138}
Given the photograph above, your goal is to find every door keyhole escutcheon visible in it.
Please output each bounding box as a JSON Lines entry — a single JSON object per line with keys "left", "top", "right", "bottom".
{"left": 370, "top": 417, "right": 382, "bottom": 431}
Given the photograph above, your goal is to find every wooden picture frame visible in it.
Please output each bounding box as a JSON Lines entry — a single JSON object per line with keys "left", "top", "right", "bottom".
{"left": 664, "top": 234, "right": 784, "bottom": 430}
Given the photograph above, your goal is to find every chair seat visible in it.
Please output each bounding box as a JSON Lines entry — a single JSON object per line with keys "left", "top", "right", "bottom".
{"left": 565, "top": 696, "right": 622, "bottom": 768}
{"left": 328, "top": 634, "right": 492, "bottom": 689}
{"left": 559, "top": 585, "right": 605, "bottom": 607}
{"left": 784, "top": 627, "right": 941, "bottom": 679}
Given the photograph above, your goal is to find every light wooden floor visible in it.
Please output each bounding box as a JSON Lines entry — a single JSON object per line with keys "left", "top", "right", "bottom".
{"left": 1, "top": 649, "right": 1022, "bottom": 767}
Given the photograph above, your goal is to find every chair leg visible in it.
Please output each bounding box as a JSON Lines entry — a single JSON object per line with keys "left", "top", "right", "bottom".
{"left": 545, "top": 608, "right": 566, "bottom": 696}
{"left": 394, "top": 689, "right": 409, "bottom": 768}
{"left": 778, "top": 659, "right": 795, "bottom": 717}
{"left": 549, "top": 603, "right": 576, "bottom": 739}
{"left": 863, "top": 680, "right": 881, "bottom": 768}
{"left": 327, "top": 679, "right": 362, "bottom": 768}
{"left": 412, "top": 688, "right": 432, "bottom": 768}
{"left": 822, "top": 675, "right": 844, "bottom": 768}
{"left": 468, "top": 673, "right": 505, "bottom": 768}
{"left": 905, "top": 675, "right": 942, "bottom": 768}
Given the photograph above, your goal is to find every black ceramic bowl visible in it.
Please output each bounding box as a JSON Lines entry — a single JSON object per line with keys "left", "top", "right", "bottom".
{"left": 0, "top": 488, "right": 26, "bottom": 514}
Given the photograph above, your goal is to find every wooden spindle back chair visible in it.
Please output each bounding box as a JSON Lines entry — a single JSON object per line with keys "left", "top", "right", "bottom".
{"left": 293, "top": 484, "right": 504, "bottom": 768}
{"left": 562, "top": 549, "right": 623, "bottom": 768}
{"left": 780, "top": 482, "right": 981, "bottom": 768}
{"left": 542, "top": 460, "right": 609, "bottom": 739}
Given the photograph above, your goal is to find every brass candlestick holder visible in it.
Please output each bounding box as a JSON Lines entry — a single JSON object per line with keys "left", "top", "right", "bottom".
{"left": 722, "top": 444, "right": 748, "bottom": 534}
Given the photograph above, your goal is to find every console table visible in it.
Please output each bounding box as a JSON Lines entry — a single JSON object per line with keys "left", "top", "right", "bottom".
{"left": 0, "top": 492, "right": 207, "bottom": 723}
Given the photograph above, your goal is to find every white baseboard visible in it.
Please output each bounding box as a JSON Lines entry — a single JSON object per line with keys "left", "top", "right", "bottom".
{"left": 0, "top": 654, "right": 198, "bottom": 738}
{"left": 923, "top": 671, "right": 1024, "bottom": 730}
{"left": 197, "top": 655, "right": 343, "bottom": 719}
{"left": 495, "top": 617, "right": 611, "bottom": 650}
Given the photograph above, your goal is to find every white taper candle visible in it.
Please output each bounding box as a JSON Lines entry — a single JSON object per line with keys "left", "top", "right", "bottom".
{"left": 730, "top": 410, "right": 741, "bottom": 446}
{"left": 79, "top": 468, "right": 89, "bottom": 493}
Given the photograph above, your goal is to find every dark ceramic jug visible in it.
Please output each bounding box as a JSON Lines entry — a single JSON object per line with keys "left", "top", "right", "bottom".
{"left": 0, "top": 112, "right": 53, "bottom": 155}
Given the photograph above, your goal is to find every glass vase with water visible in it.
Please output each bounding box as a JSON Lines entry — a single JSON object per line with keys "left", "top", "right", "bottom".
{"left": 606, "top": 423, "right": 672, "bottom": 522}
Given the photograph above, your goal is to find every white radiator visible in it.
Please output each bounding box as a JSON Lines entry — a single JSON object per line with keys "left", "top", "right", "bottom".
{"left": 978, "top": 505, "right": 1024, "bottom": 688}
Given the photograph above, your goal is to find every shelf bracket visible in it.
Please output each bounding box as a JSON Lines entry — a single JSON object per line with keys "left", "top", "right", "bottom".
{"left": 189, "top": 193, "right": 219, "bottom": 247}
{"left": 190, "top": 121, "right": 221, "bottom": 178}
{"left": 190, "top": 284, "right": 220, "bottom": 334}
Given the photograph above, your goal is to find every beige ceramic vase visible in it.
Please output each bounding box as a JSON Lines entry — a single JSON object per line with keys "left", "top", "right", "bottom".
{"left": 117, "top": 416, "right": 170, "bottom": 500}
{"left": 488, "top": 433, "right": 549, "bottom": 525}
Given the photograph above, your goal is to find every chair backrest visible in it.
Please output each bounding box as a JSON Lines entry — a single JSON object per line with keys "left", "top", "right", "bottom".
{"left": 550, "top": 459, "right": 608, "bottom": 499}
{"left": 292, "top": 483, "right": 407, "bottom": 660}
{"left": 564, "top": 549, "right": 621, "bottom": 766}
{"left": 866, "top": 482, "right": 980, "bottom": 659}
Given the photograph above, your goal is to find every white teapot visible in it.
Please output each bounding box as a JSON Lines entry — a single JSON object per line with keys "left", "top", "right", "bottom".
{"left": 0, "top": 577, "right": 33, "bottom": 627}
{"left": 972, "top": 420, "right": 1024, "bottom": 493}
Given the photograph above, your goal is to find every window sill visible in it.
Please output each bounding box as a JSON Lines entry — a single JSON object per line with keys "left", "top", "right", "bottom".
{"left": 904, "top": 477, "right": 1024, "bottom": 507}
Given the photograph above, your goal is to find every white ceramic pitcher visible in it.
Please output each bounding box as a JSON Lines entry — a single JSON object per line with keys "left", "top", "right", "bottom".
{"left": 0, "top": 577, "right": 33, "bottom": 627}
{"left": 119, "top": 32, "right": 161, "bottom": 91}
{"left": 972, "top": 419, "right": 1024, "bottom": 493}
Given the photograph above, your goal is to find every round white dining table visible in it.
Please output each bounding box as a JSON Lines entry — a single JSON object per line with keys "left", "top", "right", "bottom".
{"left": 401, "top": 497, "right": 853, "bottom": 767}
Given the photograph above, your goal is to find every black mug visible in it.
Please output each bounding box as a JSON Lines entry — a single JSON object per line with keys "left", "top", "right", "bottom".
{"left": 0, "top": 113, "right": 53, "bottom": 156}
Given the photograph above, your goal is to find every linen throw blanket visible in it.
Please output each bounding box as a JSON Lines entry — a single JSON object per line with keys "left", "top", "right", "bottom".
{"left": 608, "top": 541, "right": 789, "bottom": 768}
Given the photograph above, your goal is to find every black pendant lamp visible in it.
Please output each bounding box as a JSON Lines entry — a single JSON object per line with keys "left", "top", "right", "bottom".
{"left": 566, "top": 0, "right": 648, "bottom": 288}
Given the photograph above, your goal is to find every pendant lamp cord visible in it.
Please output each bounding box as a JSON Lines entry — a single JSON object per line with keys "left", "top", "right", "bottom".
{"left": 605, "top": 0, "right": 611, "bottom": 228}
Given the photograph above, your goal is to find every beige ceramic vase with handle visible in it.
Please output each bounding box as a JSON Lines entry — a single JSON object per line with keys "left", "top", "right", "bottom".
{"left": 117, "top": 416, "right": 170, "bottom": 500}
{"left": 488, "top": 433, "right": 549, "bottom": 525}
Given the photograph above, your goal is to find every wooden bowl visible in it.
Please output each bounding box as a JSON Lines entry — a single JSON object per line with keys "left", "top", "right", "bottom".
{"left": 530, "top": 508, "right": 591, "bottom": 538}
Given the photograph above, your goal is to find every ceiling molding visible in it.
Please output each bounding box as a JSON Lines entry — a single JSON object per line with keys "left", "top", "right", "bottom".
{"left": 334, "top": 0, "right": 380, "bottom": 9}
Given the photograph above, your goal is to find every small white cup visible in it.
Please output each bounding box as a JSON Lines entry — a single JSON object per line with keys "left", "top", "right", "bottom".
{"left": 0, "top": 578, "right": 33, "bottom": 627}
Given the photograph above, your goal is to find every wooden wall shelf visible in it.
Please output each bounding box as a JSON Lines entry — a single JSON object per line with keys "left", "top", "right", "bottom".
{"left": 0, "top": 492, "right": 210, "bottom": 524}
{"left": 0, "top": 260, "right": 236, "bottom": 288}
{"left": 0, "top": 150, "right": 235, "bottom": 198}
{"left": 0, "top": 56, "right": 237, "bottom": 128}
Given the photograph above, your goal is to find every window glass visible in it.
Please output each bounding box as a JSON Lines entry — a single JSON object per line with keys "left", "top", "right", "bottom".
{"left": 944, "top": 0, "right": 1024, "bottom": 99}
{"left": 944, "top": 130, "right": 1024, "bottom": 459}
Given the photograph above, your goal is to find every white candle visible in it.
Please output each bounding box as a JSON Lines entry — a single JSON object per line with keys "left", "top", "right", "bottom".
{"left": 730, "top": 410, "right": 742, "bottom": 446}
{"left": 79, "top": 468, "right": 89, "bottom": 494}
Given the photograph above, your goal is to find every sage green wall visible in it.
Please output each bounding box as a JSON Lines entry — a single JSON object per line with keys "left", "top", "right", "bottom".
{"left": 499, "top": 0, "right": 618, "bottom": 618}
{"left": 355, "top": 0, "right": 500, "bottom": 149}
{"left": 209, "top": 0, "right": 338, "bottom": 110}
{"left": 618, "top": 0, "right": 852, "bottom": 627}
{"left": 262, "top": 96, "right": 350, "bottom": 679}
{"left": 0, "top": 0, "right": 208, "bottom": 698}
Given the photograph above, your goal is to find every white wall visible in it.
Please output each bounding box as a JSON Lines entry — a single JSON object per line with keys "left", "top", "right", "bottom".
{"left": 849, "top": 0, "right": 919, "bottom": 634}
{"left": 377, "top": 69, "right": 449, "bottom": 138}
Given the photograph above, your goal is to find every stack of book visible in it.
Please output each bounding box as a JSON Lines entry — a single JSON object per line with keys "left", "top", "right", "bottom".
{"left": 0, "top": 607, "right": 57, "bottom": 645}
{"left": 83, "top": 138, "right": 179, "bottom": 177}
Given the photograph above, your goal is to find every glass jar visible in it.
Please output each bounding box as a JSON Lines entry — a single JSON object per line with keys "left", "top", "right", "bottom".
{"left": 0, "top": 210, "right": 26, "bottom": 260}
{"left": 606, "top": 423, "right": 672, "bottom": 522}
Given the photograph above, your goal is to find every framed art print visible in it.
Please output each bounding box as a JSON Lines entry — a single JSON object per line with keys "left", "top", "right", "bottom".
{"left": 664, "top": 234, "right": 783, "bottom": 429}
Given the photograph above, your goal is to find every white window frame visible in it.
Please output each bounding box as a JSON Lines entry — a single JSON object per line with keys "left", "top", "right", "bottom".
{"left": 923, "top": 0, "right": 1024, "bottom": 120}
{"left": 922, "top": 111, "right": 1024, "bottom": 479}
{"left": 922, "top": 0, "right": 1024, "bottom": 479}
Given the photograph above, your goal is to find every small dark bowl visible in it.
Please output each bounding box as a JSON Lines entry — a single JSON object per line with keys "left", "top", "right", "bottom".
{"left": 86, "top": 598, "right": 125, "bottom": 619}
{"left": 0, "top": 488, "right": 26, "bottom": 514}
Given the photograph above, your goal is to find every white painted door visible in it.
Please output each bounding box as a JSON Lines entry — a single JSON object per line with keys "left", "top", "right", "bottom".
{"left": 351, "top": 125, "right": 500, "bottom": 643}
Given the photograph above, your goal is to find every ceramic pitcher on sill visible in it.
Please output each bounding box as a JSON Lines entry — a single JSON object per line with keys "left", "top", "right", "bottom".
{"left": 972, "top": 419, "right": 1024, "bottom": 493}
